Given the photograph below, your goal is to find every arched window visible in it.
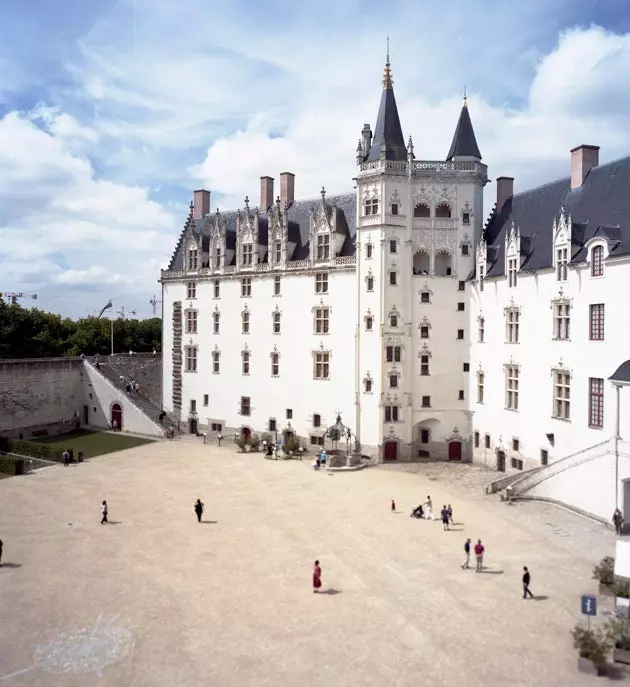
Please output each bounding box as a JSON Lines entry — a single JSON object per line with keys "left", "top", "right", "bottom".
{"left": 435, "top": 203, "right": 452, "bottom": 218}
{"left": 434, "top": 251, "right": 452, "bottom": 276}
{"left": 413, "top": 251, "right": 430, "bottom": 275}
{"left": 591, "top": 244, "right": 604, "bottom": 277}
{"left": 414, "top": 203, "right": 430, "bottom": 218}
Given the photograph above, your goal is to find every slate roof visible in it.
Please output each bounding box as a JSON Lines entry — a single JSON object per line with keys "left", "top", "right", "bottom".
{"left": 365, "top": 61, "right": 407, "bottom": 162}
{"left": 446, "top": 101, "right": 482, "bottom": 160}
{"left": 167, "top": 192, "right": 356, "bottom": 271}
{"left": 483, "top": 155, "right": 630, "bottom": 277}
{"left": 610, "top": 360, "right": 630, "bottom": 385}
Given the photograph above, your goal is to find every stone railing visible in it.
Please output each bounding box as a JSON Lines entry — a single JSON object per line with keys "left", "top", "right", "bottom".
{"left": 334, "top": 256, "right": 356, "bottom": 266}
{"left": 286, "top": 260, "right": 311, "bottom": 271}
{"left": 358, "top": 159, "right": 487, "bottom": 177}
{"left": 223, "top": 266, "right": 235, "bottom": 274}
{"left": 256, "top": 263, "right": 270, "bottom": 271}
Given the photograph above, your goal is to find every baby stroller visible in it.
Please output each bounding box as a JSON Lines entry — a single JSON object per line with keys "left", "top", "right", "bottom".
{"left": 410, "top": 505, "right": 424, "bottom": 519}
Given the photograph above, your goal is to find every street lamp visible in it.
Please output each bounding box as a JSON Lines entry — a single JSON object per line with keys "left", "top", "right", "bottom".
{"left": 608, "top": 361, "right": 630, "bottom": 512}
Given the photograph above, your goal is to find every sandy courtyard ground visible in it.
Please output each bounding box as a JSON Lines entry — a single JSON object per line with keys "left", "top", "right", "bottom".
{"left": 0, "top": 438, "right": 619, "bottom": 687}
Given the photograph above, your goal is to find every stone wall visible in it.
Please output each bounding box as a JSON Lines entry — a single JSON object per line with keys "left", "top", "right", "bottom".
{"left": 106, "top": 354, "right": 162, "bottom": 407}
{"left": 0, "top": 358, "right": 84, "bottom": 435}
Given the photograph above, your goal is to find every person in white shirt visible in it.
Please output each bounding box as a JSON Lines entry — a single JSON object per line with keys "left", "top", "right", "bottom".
{"left": 424, "top": 495, "right": 434, "bottom": 520}
{"left": 100, "top": 501, "right": 108, "bottom": 524}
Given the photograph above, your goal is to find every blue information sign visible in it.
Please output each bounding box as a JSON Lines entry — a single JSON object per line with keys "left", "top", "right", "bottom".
{"left": 581, "top": 595, "right": 597, "bottom": 616}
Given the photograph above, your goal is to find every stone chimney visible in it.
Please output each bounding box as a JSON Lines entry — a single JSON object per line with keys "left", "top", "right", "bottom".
{"left": 362, "top": 123, "right": 372, "bottom": 158}
{"left": 496, "top": 176, "right": 514, "bottom": 212}
{"left": 260, "top": 176, "right": 274, "bottom": 211}
{"left": 280, "top": 172, "right": 295, "bottom": 209}
{"left": 193, "top": 189, "right": 210, "bottom": 219}
{"left": 571, "top": 145, "right": 600, "bottom": 190}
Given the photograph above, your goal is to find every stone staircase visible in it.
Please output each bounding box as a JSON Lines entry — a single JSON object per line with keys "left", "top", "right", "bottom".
{"left": 90, "top": 362, "right": 183, "bottom": 434}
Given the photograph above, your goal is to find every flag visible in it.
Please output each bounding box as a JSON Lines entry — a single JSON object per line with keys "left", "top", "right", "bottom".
{"left": 31, "top": 294, "right": 37, "bottom": 300}
{"left": 97, "top": 299, "right": 113, "bottom": 318}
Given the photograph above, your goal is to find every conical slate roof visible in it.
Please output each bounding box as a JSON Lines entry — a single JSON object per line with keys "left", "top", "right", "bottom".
{"left": 446, "top": 99, "right": 482, "bottom": 160}
{"left": 366, "top": 59, "right": 407, "bottom": 162}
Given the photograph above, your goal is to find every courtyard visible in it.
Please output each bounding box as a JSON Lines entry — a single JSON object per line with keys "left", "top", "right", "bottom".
{"left": 32, "top": 429, "right": 154, "bottom": 458}
{"left": 0, "top": 438, "right": 619, "bottom": 687}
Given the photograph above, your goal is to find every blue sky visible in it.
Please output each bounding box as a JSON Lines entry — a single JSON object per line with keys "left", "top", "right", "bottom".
{"left": 1, "top": 0, "right": 630, "bottom": 317}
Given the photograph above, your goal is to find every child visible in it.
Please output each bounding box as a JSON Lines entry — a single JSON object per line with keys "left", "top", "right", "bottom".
{"left": 391, "top": 499, "right": 396, "bottom": 514}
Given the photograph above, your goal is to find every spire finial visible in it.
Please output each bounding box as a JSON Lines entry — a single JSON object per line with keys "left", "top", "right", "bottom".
{"left": 321, "top": 186, "right": 326, "bottom": 201}
{"left": 387, "top": 35, "right": 390, "bottom": 64}
{"left": 382, "top": 37, "right": 393, "bottom": 89}
{"left": 463, "top": 84, "right": 467, "bottom": 106}
{"left": 189, "top": 200, "right": 194, "bottom": 212}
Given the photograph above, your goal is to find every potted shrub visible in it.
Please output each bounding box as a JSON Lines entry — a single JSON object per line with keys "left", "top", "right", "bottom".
{"left": 610, "top": 619, "right": 630, "bottom": 664}
{"left": 593, "top": 556, "right": 615, "bottom": 596}
{"left": 571, "top": 622, "right": 613, "bottom": 676}
{"left": 249, "top": 434, "right": 261, "bottom": 452}
{"left": 235, "top": 435, "right": 248, "bottom": 453}
{"left": 282, "top": 434, "right": 301, "bottom": 458}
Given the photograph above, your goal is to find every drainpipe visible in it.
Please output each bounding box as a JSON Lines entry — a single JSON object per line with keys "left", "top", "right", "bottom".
{"left": 355, "top": 236, "right": 361, "bottom": 453}
{"left": 615, "top": 383, "right": 621, "bottom": 509}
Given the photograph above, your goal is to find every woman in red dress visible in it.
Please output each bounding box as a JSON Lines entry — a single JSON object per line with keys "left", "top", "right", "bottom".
{"left": 313, "top": 560, "right": 322, "bottom": 593}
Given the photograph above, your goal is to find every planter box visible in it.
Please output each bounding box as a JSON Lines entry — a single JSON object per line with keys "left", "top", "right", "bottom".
{"left": 578, "top": 656, "right": 607, "bottom": 676}
{"left": 599, "top": 583, "right": 615, "bottom": 597}
{"left": 613, "top": 647, "right": 630, "bottom": 664}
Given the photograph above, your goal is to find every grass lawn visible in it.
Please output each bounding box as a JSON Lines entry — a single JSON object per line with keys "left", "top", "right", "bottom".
{"left": 33, "top": 429, "right": 154, "bottom": 459}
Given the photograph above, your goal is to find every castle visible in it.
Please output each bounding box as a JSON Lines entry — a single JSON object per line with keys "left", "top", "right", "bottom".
{"left": 160, "top": 55, "right": 630, "bottom": 503}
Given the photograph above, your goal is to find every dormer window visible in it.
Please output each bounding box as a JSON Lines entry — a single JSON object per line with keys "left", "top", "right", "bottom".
{"left": 274, "top": 242, "right": 282, "bottom": 263}
{"left": 556, "top": 247, "right": 568, "bottom": 281}
{"left": 214, "top": 247, "right": 221, "bottom": 269}
{"left": 365, "top": 198, "right": 379, "bottom": 216}
{"left": 316, "top": 234, "right": 330, "bottom": 260}
{"left": 242, "top": 243, "right": 253, "bottom": 267}
{"left": 591, "top": 244, "right": 604, "bottom": 277}
{"left": 477, "top": 263, "right": 485, "bottom": 291}
{"left": 507, "top": 257, "right": 518, "bottom": 288}
{"left": 188, "top": 248, "right": 198, "bottom": 271}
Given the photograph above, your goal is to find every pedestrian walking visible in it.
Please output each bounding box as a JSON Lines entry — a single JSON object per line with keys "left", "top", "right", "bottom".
{"left": 391, "top": 499, "right": 396, "bottom": 514}
{"left": 313, "top": 560, "right": 322, "bottom": 593}
{"left": 100, "top": 500, "right": 108, "bottom": 525}
{"left": 613, "top": 508, "right": 624, "bottom": 535}
{"left": 522, "top": 566, "right": 534, "bottom": 598}
{"left": 461, "top": 538, "right": 471, "bottom": 569}
{"left": 474, "top": 539, "right": 485, "bottom": 572}
{"left": 63, "top": 449, "right": 70, "bottom": 467}
{"left": 425, "top": 495, "right": 434, "bottom": 520}
{"left": 194, "top": 499, "right": 204, "bottom": 523}
{"left": 78, "top": 451, "right": 84, "bottom": 463}
{"left": 447, "top": 504, "right": 453, "bottom": 525}
{"left": 441, "top": 505, "right": 450, "bottom": 530}
{"left": 112, "top": 418, "right": 119, "bottom": 432}
{"left": 0, "top": 539, "right": 3, "bottom": 566}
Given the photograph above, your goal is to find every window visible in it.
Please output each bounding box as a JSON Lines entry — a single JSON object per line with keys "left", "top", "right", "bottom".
{"left": 507, "top": 256, "right": 518, "bottom": 287}
{"left": 188, "top": 248, "right": 198, "bottom": 270}
{"left": 213, "top": 280, "right": 220, "bottom": 298}
{"left": 274, "top": 276, "right": 281, "bottom": 295}
{"left": 214, "top": 247, "right": 221, "bottom": 269}
{"left": 240, "top": 396, "right": 251, "bottom": 416}
{"left": 286, "top": 409, "right": 293, "bottom": 419}
{"left": 310, "top": 435, "right": 324, "bottom": 446}
{"left": 506, "top": 309, "right": 519, "bottom": 343}
{"left": 553, "top": 302, "right": 570, "bottom": 340}
{"left": 190, "top": 399, "right": 197, "bottom": 412}
{"left": 269, "top": 418, "right": 277, "bottom": 432}
{"left": 313, "top": 414, "right": 321, "bottom": 428}
{"left": 556, "top": 247, "right": 568, "bottom": 281}
{"left": 314, "top": 351, "right": 330, "bottom": 379}
{"left": 316, "top": 234, "right": 330, "bottom": 260}
{"left": 461, "top": 244, "right": 470, "bottom": 257}
{"left": 589, "top": 377, "right": 604, "bottom": 428}
{"left": 315, "top": 273, "right": 329, "bottom": 294}
{"left": 552, "top": 371, "right": 571, "bottom": 420}
{"left": 185, "top": 346, "right": 197, "bottom": 372}
{"left": 275, "top": 242, "right": 282, "bottom": 263}
{"left": 420, "top": 291, "right": 430, "bottom": 304}
{"left": 505, "top": 365, "right": 519, "bottom": 410}
{"left": 420, "top": 325, "right": 429, "bottom": 339}
{"left": 212, "top": 350, "right": 220, "bottom": 374}
{"left": 272, "top": 311, "right": 281, "bottom": 334}
{"left": 512, "top": 438, "right": 520, "bottom": 452}
{"left": 390, "top": 239, "right": 397, "bottom": 254}
{"left": 511, "top": 458, "right": 524, "bottom": 470}
{"left": 242, "top": 243, "right": 253, "bottom": 266}
{"left": 589, "top": 304, "right": 605, "bottom": 341}
{"left": 391, "top": 203, "right": 399, "bottom": 216}
{"left": 212, "top": 311, "right": 220, "bottom": 334}
{"left": 457, "top": 329, "right": 464, "bottom": 339}
{"left": 462, "top": 212, "right": 470, "bottom": 225}
{"left": 420, "top": 355, "right": 430, "bottom": 376}
{"left": 366, "top": 316, "right": 373, "bottom": 331}
{"left": 389, "top": 271, "right": 397, "bottom": 286}
{"left": 203, "top": 394, "right": 209, "bottom": 406}
{"left": 364, "top": 377, "right": 372, "bottom": 393}
{"left": 242, "top": 350, "right": 250, "bottom": 375}
{"left": 315, "top": 307, "right": 330, "bottom": 334}
{"left": 458, "top": 389, "right": 465, "bottom": 400}
{"left": 186, "top": 310, "right": 198, "bottom": 334}
{"left": 463, "top": 363, "right": 470, "bottom": 372}
{"left": 541, "top": 450, "right": 549, "bottom": 466}
{"left": 390, "top": 314, "right": 398, "bottom": 328}
{"left": 187, "top": 282, "right": 197, "bottom": 299}
{"left": 591, "top": 245, "right": 604, "bottom": 277}
{"left": 389, "top": 374, "right": 398, "bottom": 388}
{"left": 478, "top": 317, "right": 485, "bottom": 343}
{"left": 421, "top": 429, "right": 430, "bottom": 443}
{"left": 421, "top": 396, "right": 431, "bottom": 407}
{"left": 484, "top": 434, "right": 491, "bottom": 449}
{"left": 241, "top": 277, "right": 252, "bottom": 297}
{"left": 458, "top": 281, "right": 465, "bottom": 291}
{"left": 457, "top": 302, "right": 465, "bottom": 312}
{"left": 386, "top": 345, "right": 401, "bottom": 362}
{"left": 242, "top": 311, "right": 250, "bottom": 334}
{"left": 271, "top": 352, "right": 280, "bottom": 377}
{"left": 414, "top": 203, "right": 430, "bottom": 218}
{"left": 435, "top": 203, "right": 451, "bottom": 218}
{"left": 478, "top": 262, "right": 485, "bottom": 291}
{"left": 365, "top": 198, "right": 379, "bottom": 215}
{"left": 384, "top": 405, "right": 399, "bottom": 422}
{"left": 474, "top": 431, "right": 480, "bottom": 448}
{"left": 211, "top": 422, "right": 223, "bottom": 432}
{"left": 477, "top": 372, "right": 484, "bottom": 403}
{"left": 366, "top": 276, "right": 374, "bottom": 291}
{"left": 366, "top": 243, "right": 373, "bottom": 259}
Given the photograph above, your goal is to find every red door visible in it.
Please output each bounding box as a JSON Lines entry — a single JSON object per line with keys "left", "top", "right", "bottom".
{"left": 383, "top": 441, "right": 398, "bottom": 461}
{"left": 111, "top": 404, "right": 122, "bottom": 430}
{"left": 242, "top": 427, "right": 251, "bottom": 440}
{"left": 448, "top": 441, "right": 462, "bottom": 461}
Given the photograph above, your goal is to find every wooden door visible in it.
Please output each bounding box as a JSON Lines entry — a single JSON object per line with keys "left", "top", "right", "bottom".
{"left": 448, "top": 441, "right": 462, "bottom": 461}
{"left": 383, "top": 441, "right": 398, "bottom": 461}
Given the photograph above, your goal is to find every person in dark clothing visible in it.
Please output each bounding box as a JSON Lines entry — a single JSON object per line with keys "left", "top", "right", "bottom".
{"left": 63, "top": 449, "right": 70, "bottom": 467}
{"left": 78, "top": 452, "right": 84, "bottom": 463}
{"left": 0, "top": 539, "right": 3, "bottom": 566}
{"left": 613, "top": 508, "right": 624, "bottom": 535}
{"left": 461, "top": 538, "right": 471, "bottom": 569}
{"left": 158, "top": 411, "right": 166, "bottom": 425}
{"left": 447, "top": 504, "right": 454, "bottom": 525}
{"left": 441, "top": 505, "right": 450, "bottom": 530}
{"left": 194, "top": 499, "right": 204, "bottom": 523}
{"left": 100, "top": 500, "right": 108, "bottom": 525}
{"left": 411, "top": 505, "right": 424, "bottom": 518}
{"left": 522, "top": 566, "right": 534, "bottom": 598}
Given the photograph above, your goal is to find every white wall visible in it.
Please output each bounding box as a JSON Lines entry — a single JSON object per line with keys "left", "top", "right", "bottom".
{"left": 84, "top": 363, "right": 164, "bottom": 437}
